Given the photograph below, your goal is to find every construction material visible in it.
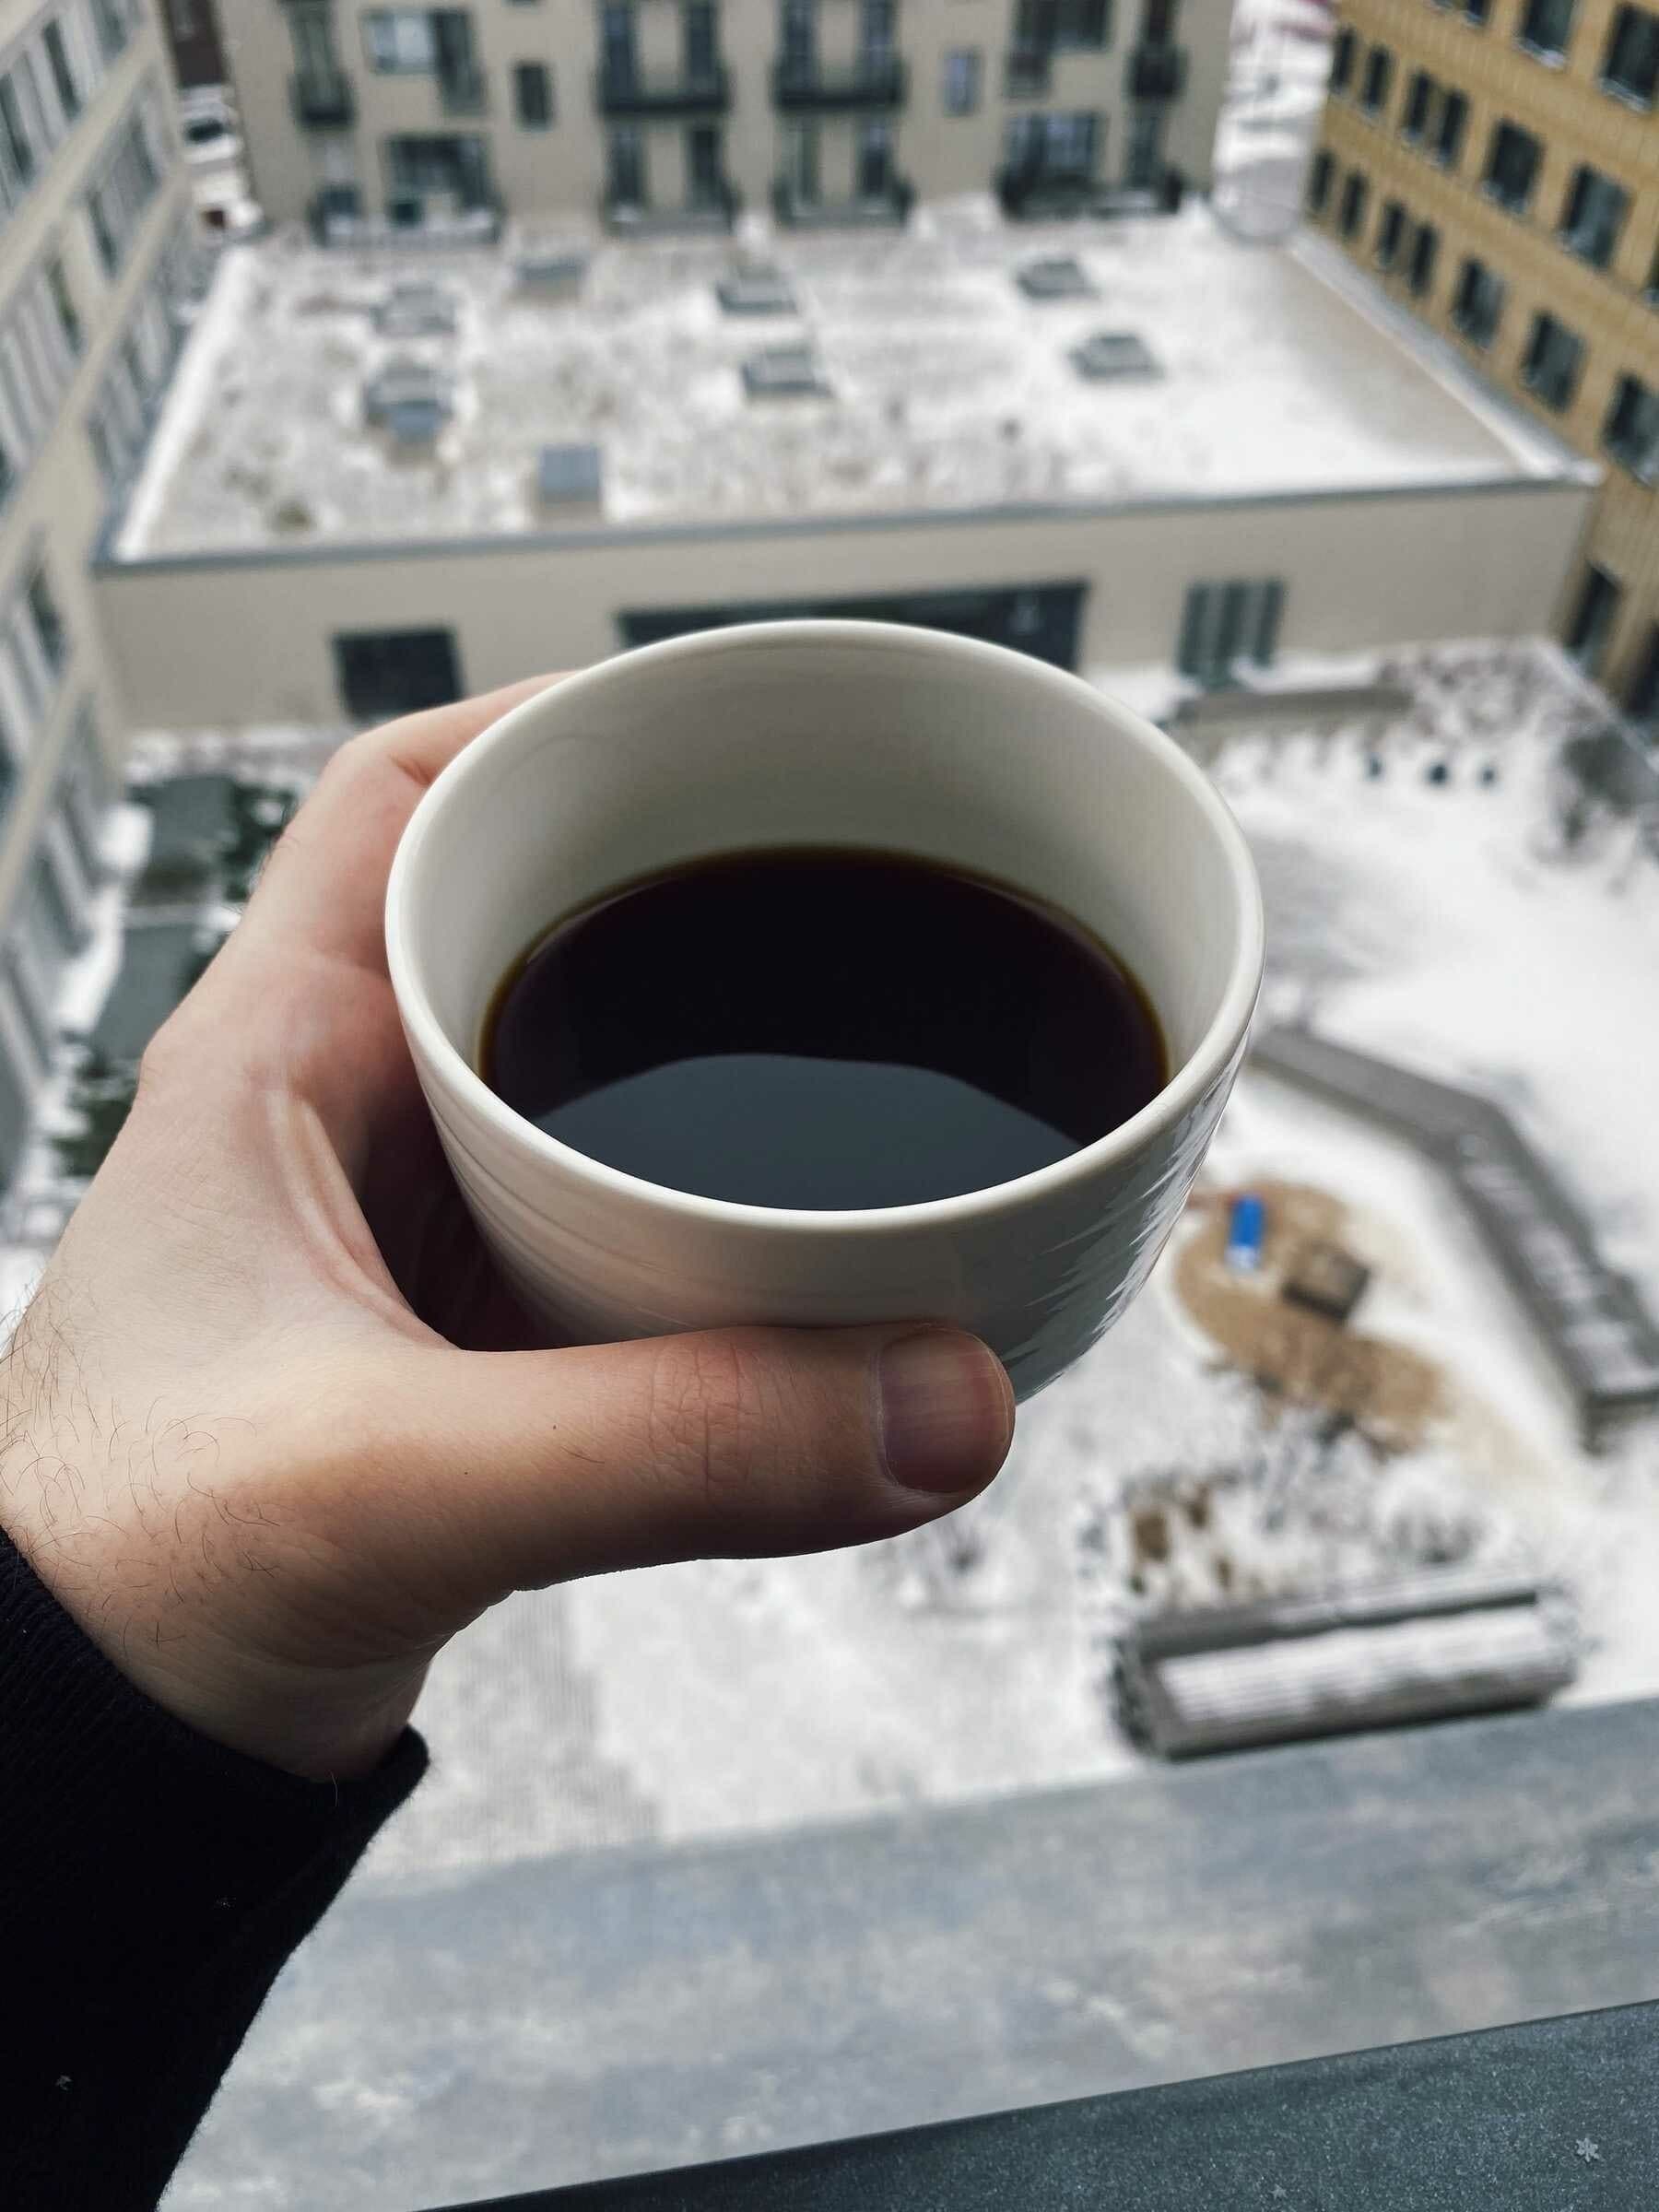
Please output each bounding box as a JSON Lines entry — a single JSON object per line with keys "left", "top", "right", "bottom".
{"left": 1224, "top": 1191, "right": 1265, "bottom": 1271}
{"left": 1283, "top": 1239, "right": 1370, "bottom": 1323}
{"left": 1113, "top": 1571, "right": 1576, "bottom": 1758}
{"left": 1253, "top": 1025, "right": 1659, "bottom": 1447}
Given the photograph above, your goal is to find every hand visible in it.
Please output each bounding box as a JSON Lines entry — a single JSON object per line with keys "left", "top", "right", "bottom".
{"left": 0, "top": 682, "right": 1014, "bottom": 1782}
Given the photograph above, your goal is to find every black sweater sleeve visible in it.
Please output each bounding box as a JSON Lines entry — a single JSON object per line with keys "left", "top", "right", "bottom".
{"left": 1, "top": 1527, "right": 428, "bottom": 2210}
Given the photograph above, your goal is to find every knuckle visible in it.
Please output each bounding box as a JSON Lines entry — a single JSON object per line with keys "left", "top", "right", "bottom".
{"left": 645, "top": 1332, "right": 759, "bottom": 1517}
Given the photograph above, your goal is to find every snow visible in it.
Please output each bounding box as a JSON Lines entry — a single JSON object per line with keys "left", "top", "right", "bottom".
{"left": 113, "top": 202, "right": 1579, "bottom": 563}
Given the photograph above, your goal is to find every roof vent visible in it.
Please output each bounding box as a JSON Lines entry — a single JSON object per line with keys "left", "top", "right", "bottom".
{"left": 741, "top": 344, "right": 828, "bottom": 398}
{"left": 363, "top": 356, "right": 453, "bottom": 443}
{"left": 515, "top": 249, "right": 588, "bottom": 295}
{"left": 1017, "top": 255, "right": 1095, "bottom": 300}
{"left": 536, "top": 441, "right": 603, "bottom": 511}
{"left": 374, "top": 280, "right": 458, "bottom": 337}
{"left": 717, "top": 265, "right": 797, "bottom": 316}
{"left": 1070, "top": 328, "right": 1162, "bottom": 381}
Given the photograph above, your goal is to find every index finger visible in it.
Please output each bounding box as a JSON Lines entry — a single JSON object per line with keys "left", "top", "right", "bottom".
{"left": 243, "top": 672, "right": 567, "bottom": 972}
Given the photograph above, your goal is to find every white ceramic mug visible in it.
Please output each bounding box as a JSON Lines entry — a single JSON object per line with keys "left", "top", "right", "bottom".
{"left": 385, "top": 621, "right": 1264, "bottom": 1401}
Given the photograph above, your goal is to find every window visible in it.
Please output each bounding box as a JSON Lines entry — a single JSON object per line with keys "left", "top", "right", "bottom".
{"left": 25, "top": 569, "right": 65, "bottom": 674}
{"left": 780, "top": 0, "right": 814, "bottom": 73}
{"left": 688, "top": 121, "right": 723, "bottom": 203}
{"left": 1360, "top": 44, "right": 1392, "bottom": 112}
{"left": 42, "top": 22, "right": 80, "bottom": 120}
{"left": 1337, "top": 168, "right": 1368, "bottom": 238}
{"left": 364, "top": 10, "right": 439, "bottom": 70}
{"left": 1400, "top": 69, "right": 1433, "bottom": 138}
{"left": 1057, "top": 0, "right": 1110, "bottom": 51}
{"left": 1517, "top": 0, "right": 1574, "bottom": 54}
{"left": 513, "top": 59, "right": 552, "bottom": 125}
{"left": 1434, "top": 88, "right": 1467, "bottom": 163}
{"left": 1559, "top": 163, "right": 1628, "bottom": 265}
{"left": 1464, "top": 0, "right": 1489, "bottom": 21}
{"left": 86, "top": 104, "right": 163, "bottom": 276}
{"left": 1004, "top": 111, "right": 1099, "bottom": 177}
{"left": 1522, "top": 312, "right": 1583, "bottom": 408}
{"left": 1602, "top": 6, "right": 1659, "bottom": 100}
{"left": 1451, "top": 256, "right": 1505, "bottom": 345}
{"left": 45, "top": 259, "right": 79, "bottom": 355}
{"left": 1603, "top": 374, "right": 1659, "bottom": 482}
{"left": 856, "top": 115, "right": 893, "bottom": 194}
{"left": 1408, "top": 219, "right": 1439, "bottom": 295}
{"left": 0, "top": 76, "right": 36, "bottom": 187}
{"left": 0, "top": 439, "right": 12, "bottom": 509}
{"left": 943, "top": 48, "right": 982, "bottom": 112}
{"left": 685, "top": 1, "right": 717, "bottom": 80}
{"left": 1177, "top": 581, "right": 1285, "bottom": 683}
{"left": 335, "top": 629, "right": 461, "bottom": 719}
{"left": 1626, "top": 627, "right": 1659, "bottom": 727}
{"left": 1307, "top": 146, "right": 1333, "bottom": 211}
{"left": 1329, "top": 26, "right": 1356, "bottom": 89}
{"left": 1565, "top": 564, "right": 1620, "bottom": 669}
{"left": 606, "top": 123, "right": 644, "bottom": 206}
{"left": 90, "top": 0, "right": 128, "bottom": 62}
{"left": 1483, "top": 120, "right": 1540, "bottom": 211}
{"left": 1375, "top": 197, "right": 1406, "bottom": 267}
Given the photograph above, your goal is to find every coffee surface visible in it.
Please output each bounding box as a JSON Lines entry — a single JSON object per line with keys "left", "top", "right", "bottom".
{"left": 482, "top": 847, "right": 1166, "bottom": 1210}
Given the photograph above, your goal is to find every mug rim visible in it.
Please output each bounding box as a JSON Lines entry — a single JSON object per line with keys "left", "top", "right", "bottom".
{"left": 385, "top": 619, "right": 1265, "bottom": 1237}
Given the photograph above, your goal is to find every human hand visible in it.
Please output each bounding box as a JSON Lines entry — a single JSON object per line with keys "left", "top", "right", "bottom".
{"left": 0, "top": 682, "right": 1015, "bottom": 1782}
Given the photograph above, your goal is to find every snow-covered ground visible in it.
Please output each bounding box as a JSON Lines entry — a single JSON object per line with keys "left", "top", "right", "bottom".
{"left": 115, "top": 197, "right": 1572, "bottom": 563}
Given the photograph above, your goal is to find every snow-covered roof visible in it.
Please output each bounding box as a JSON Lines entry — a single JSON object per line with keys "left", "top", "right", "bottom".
{"left": 114, "top": 202, "right": 1591, "bottom": 562}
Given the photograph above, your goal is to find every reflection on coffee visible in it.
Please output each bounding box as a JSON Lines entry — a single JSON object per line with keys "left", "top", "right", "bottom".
{"left": 481, "top": 847, "right": 1167, "bottom": 1211}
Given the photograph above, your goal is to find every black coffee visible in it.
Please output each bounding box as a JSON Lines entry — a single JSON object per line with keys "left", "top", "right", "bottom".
{"left": 482, "top": 847, "right": 1166, "bottom": 1211}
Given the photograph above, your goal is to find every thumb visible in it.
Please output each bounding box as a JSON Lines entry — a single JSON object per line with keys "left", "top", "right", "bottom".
{"left": 373, "top": 1323, "right": 1016, "bottom": 1609}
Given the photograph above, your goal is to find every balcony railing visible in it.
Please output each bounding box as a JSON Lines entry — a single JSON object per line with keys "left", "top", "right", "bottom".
{"left": 1004, "top": 48, "right": 1053, "bottom": 96}
{"left": 290, "top": 68, "right": 356, "bottom": 129}
{"left": 604, "top": 179, "right": 739, "bottom": 233}
{"left": 771, "top": 54, "right": 906, "bottom": 108}
{"left": 995, "top": 163, "right": 1097, "bottom": 218}
{"left": 771, "top": 171, "right": 914, "bottom": 227}
{"left": 438, "top": 64, "right": 488, "bottom": 115}
{"left": 1129, "top": 41, "right": 1186, "bottom": 100}
{"left": 596, "top": 60, "right": 731, "bottom": 113}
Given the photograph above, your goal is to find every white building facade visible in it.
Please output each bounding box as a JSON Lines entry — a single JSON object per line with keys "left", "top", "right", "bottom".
{"left": 0, "top": 0, "right": 198, "bottom": 1177}
{"left": 223, "top": 0, "right": 1231, "bottom": 237}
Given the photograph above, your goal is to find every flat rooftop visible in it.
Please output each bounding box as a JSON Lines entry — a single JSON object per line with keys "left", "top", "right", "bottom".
{"left": 115, "top": 203, "right": 1587, "bottom": 561}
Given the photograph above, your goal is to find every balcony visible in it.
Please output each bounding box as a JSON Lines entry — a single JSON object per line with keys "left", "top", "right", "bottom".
{"left": 438, "top": 64, "right": 488, "bottom": 116}
{"left": 290, "top": 69, "right": 356, "bottom": 129}
{"left": 995, "top": 164, "right": 1098, "bottom": 218}
{"left": 1004, "top": 48, "right": 1053, "bottom": 97}
{"left": 771, "top": 172, "right": 913, "bottom": 227}
{"left": 596, "top": 60, "right": 731, "bottom": 114}
{"left": 1129, "top": 41, "right": 1187, "bottom": 100}
{"left": 604, "top": 180, "right": 739, "bottom": 234}
{"left": 771, "top": 55, "right": 907, "bottom": 109}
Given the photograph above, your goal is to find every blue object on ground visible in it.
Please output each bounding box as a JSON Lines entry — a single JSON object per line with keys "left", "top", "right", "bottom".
{"left": 1225, "top": 1192, "right": 1265, "bottom": 1271}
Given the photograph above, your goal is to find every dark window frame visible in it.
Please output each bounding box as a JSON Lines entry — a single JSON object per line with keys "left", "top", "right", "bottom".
{"left": 1559, "top": 161, "right": 1628, "bottom": 266}
{"left": 1375, "top": 196, "right": 1406, "bottom": 268}
{"left": 1603, "top": 373, "right": 1659, "bottom": 484}
{"left": 942, "top": 47, "right": 982, "bottom": 112}
{"left": 1450, "top": 254, "right": 1505, "bottom": 346}
{"left": 1307, "top": 146, "right": 1334, "bottom": 212}
{"left": 1407, "top": 219, "right": 1439, "bottom": 296}
{"left": 1521, "top": 310, "right": 1584, "bottom": 410}
{"left": 1329, "top": 26, "right": 1356, "bottom": 90}
{"left": 1601, "top": 2, "right": 1658, "bottom": 101}
{"left": 1337, "top": 167, "right": 1369, "bottom": 238}
{"left": 1433, "top": 88, "right": 1468, "bottom": 164}
{"left": 1516, "top": 0, "right": 1575, "bottom": 57}
{"left": 1400, "top": 68, "right": 1433, "bottom": 138}
{"left": 512, "top": 57, "right": 553, "bottom": 126}
{"left": 1483, "top": 118, "right": 1541, "bottom": 212}
{"left": 1359, "top": 43, "right": 1393, "bottom": 113}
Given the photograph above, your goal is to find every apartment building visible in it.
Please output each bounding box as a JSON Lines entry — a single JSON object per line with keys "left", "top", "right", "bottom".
{"left": 0, "top": 0, "right": 199, "bottom": 1177}
{"left": 1307, "top": 0, "right": 1659, "bottom": 726}
{"left": 221, "top": 0, "right": 1230, "bottom": 239}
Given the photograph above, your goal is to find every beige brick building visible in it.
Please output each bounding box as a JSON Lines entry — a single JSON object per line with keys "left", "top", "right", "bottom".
{"left": 1306, "top": 0, "right": 1659, "bottom": 724}
{"left": 220, "top": 0, "right": 1230, "bottom": 240}
{"left": 0, "top": 0, "right": 200, "bottom": 1178}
